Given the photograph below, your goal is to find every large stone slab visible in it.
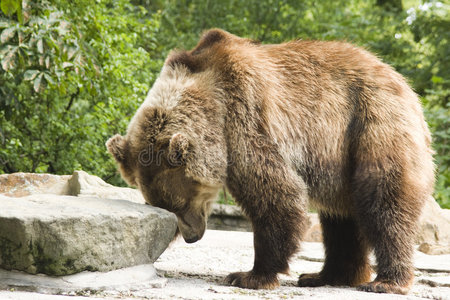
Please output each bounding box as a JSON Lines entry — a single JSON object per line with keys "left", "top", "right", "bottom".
{"left": 0, "top": 194, "right": 177, "bottom": 276}
{"left": 0, "top": 264, "right": 166, "bottom": 294}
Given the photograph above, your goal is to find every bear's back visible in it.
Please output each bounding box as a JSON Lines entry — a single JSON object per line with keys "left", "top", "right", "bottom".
{"left": 163, "top": 30, "right": 434, "bottom": 213}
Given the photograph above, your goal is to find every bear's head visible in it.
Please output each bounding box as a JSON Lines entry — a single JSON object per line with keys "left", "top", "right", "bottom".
{"left": 106, "top": 60, "right": 228, "bottom": 243}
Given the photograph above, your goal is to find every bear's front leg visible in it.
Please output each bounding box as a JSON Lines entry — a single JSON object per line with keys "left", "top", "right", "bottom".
{"left": 225, "top": 203, "right": 306, "bottom": 289}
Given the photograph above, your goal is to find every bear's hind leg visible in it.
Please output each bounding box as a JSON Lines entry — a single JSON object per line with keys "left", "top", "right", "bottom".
{"left": 298, "top": 214, "right": 371, "bottom": 287}
{"left": 352, "top": 162, "right": 421, "bottom": 295}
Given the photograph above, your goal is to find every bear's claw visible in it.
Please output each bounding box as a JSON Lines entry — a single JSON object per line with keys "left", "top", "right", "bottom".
{"left": 225, "top": 271, "right": 279, "bottom": 290}
{"left": 297, "top": 273, "right": 326, "bottom": 287}
{"left": 357, "top": 280, "right": 410, "bottom": 295}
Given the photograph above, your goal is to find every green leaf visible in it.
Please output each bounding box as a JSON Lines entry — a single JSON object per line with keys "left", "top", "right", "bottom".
{"left": 21, "top": 0, "right": 30, "bottom": 24}
{"left": 431, "top": 76, "right": 443, "bottom": 84}
{"left": 33, "top": 73, "right": 44, "bottom": 92}
{"left": 37, "top": 38, "right": 44, "bottom": 53}
{"left": 0, "top": 44, "right": 11, "bottom": 56}
{"left": 62, "top": 62, "right": 73, "bottom": 68}
{"left": 23, "top": 69, "right": 39, "bottom": 81}
{"left": 0, "top": 17, "right": 11, "bottom": 29}
{"left": 1, "top": 46, "right": 17, "bottom": 71}
{"left": 67, "top": 46, "right": 77, "bottom": 60}
{"left": 1, "top": 26, "right": 16, "bottom": 43}
{"left": 43, "top": 72, "right": 55, "bottom": 85}
{"left": 16, "top": 0, "right": 23, "bottom": 24}
{"left": 58, "top": 83, "right": 66, "bottom": 95}
{"left": 35, "top": 164, "right": 49, "bottom": 173}
{"left": 0, "top": 0, "right": 19, "bottom": 16}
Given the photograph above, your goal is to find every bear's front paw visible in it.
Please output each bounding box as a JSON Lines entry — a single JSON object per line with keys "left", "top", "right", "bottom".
{"left": 357, "top": 280, "right": 410, "bottom": 295}
{"left": 297, "top": 272, "right": 326, "bottom": 287}
{"left": 225, "top": 271, "right": 279, "bottom": 290}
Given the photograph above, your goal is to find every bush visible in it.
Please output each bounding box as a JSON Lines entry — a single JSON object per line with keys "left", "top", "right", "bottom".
{"left": 0, "top": 0, "right": 162, "bottom": 185}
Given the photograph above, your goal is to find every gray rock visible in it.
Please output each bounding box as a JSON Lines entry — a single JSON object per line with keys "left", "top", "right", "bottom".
{"left": 0, "top": 194, "right": 177, "bottom": 276}
{"left": 419, "top": 274, "right": 450, "bottom": 288}
{"left": 417, "top": 243, "right": 450, "bottom": 255}
{"left": 68, "top": 170, "right": 146, "bottom": 204}
{"left": 0, "top": 173, "right": 70, "bottom": 197}
{"left": 414, "top": 250, "right": 450, "bottom": 273}
{"left": 208, "top": 204, "right": 252, "bottom": 232}
{"left": 303, "top": 213, "right": 322, "bottom": 242}
{"left": 0, "top": 264, "right": 167, "bottom": 295}
{"left": 211, "top": 204, "right": 244, "bottom": 217}
{"left": 207, "top": 205, "right": 324, "bottom": 242}
{"left": 0, "top": 264, "right": 166, "bottom": 294}
{"left": 0, "top": 171, "right": 146, "bottom": 205}
{"left": 298, "top": 197, "right": 450, "bottom": 250}
{"left": 416, "top": 197, "right": 450, "bottom": 254}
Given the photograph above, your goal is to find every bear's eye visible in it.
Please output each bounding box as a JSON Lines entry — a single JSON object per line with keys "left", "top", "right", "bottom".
{"left": 155, "top": 139, "right": 170, "bottom": 150}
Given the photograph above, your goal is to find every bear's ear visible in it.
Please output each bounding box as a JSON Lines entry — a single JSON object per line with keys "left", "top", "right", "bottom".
{"left": 166, "top": 29, "right": 229, "bottom": 73}
{"left": 106, "top": 134, "right": 128, "bottom": 163}
{"left": 193, "top": 29, "right": 228, "bottom": 54}
{"left": 166, "top": 51, "right": 201, "bottom": 73}
{"left": 168, "top": 133, "right": 190, "bottom": 167}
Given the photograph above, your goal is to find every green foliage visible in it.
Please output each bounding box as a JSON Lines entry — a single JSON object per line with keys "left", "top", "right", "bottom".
{"left": 426, "top": 101, "right": 450, "bottom": 208}
{"left": 1, "top": 0, "right": 161, "bottom": 185}
{"left": 217, "top": 188, "right": 236, "bottom": 206}
{"left": 1, "top": 0, "right": 21, "bottom": 19}
{"left": 1, "top": 0, "right": 448, "bottom": 206}
{"left": 410, "top": 2, "right": 449, "bottom": 208}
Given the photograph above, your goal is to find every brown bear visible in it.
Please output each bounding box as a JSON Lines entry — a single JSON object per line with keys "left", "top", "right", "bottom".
{"left": 106, "top": 29, "right": 435, "bottom": 294}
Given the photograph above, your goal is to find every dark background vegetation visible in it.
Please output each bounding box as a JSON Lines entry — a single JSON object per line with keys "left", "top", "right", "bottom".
{"left": 0, "top": 0, "right": 448, "bottom": 207}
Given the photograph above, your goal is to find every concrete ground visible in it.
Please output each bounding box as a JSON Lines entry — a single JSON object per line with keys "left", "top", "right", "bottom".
{"left": 1, "top": 230, "right": 449, "bottom": 299}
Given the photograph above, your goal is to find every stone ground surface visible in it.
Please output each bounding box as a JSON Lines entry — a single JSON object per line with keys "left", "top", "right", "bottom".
{"left": 1, "top": 230, "right": 449, "bottom": 300}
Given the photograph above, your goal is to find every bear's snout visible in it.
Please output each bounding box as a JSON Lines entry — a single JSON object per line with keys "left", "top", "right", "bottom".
{"left": 184, "top": 236, "right": 200, "bottom": 244}
{"left": 177, "top": 211, "right": 206, "bottom": 244}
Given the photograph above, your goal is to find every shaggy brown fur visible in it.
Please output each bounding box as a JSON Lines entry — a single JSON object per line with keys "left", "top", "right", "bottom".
{"left": 106, "top": 29, "right": 435, "bottom": 294}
